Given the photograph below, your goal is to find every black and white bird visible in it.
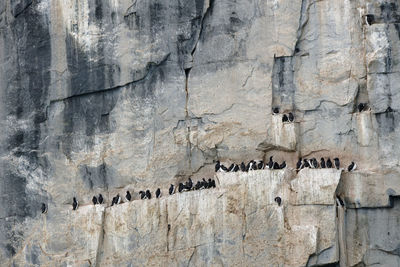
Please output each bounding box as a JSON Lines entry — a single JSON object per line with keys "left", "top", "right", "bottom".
{"left": 365, "top": 14, "right": 374, "bottom": 25}
{"left": 311, "top": 158, "right": 319, "bottom": 169}
{"left": 268, "top": 156, "right": 274, "bottom": 169}
{"left": 111, "top": 196, "right": 116, "bottom": 206}
{"left": 296, "top": 158, "right": 302, "bottom": 170}
{"left": 156, "top": 188, "right": 161, "bottom": 198}
{"left": 210, "top": 179, "right": 216, "bottom": 188}
{"left": 280, "top": 161, "right": 286, "bottom": 169}
{"left": 126, "top": 191, "right": 132, "bottom": 202}
{"left": 326, "top": 158, "right": 333, "bottom": 168}
{"left": 139, "top": 191, "right": 145, "bottom": 199}
{"left": 195, "top": 181, "right": 202, "bottom": 190}
{"left": 228, "top": 163, "right": 235, "bottom": 172}
{"left": 202, "top": 178, "right": 208, "bottom": 189}
{"left": 146, "top": 190, "right": 151, "bottom": 199}
{"left": 303, "top": 159, "right": 310, "bottom": 168}
{"left": 98, "top": 194, "right": 104, "bottom": 204}
{"left": 320, "top": 158, "right": 326, "bottom": 168}
{"left": 288, "top": 112, "right": 294, "bottom": 122}
{"left": 41, "top": 203, "right": 47, "bottom": 214}
{"left": 215, "top": 161, "right": 221, "bottom": 172}
{"left": 233, "top": 164, "right": 240, "bottom": 172}
{"left": 273, "top": 107, "right": 280, "bottom": 114}
{"left": 169, "top": 184, "right": 174, "bottom": 195}
{"left": 358, "top": 103, "right": 366, "bottom": 112}
{"left": 273, "top": 162, "right": 280, "bottom": 169}
{"left": 116, "top": 194, "right": 121, "bottom": 204}
{"left": 257, "top": 161, "right": 264, "bottom": 170}
{"left": 72, "top": 197, "right": 78, "bottom": 210}
{"left": 178, "top": 183, "right": 185, "bottom": 193}
{"left": 251, "top": 161, "right": 258, "bottom": 171}
{"left": 274, "top": 197, "right": 282, "bottom": 206}
{"left": 240, "top": 162, "right": 246, "bottom": 172}
{"left": 347, "top": 162, "right": 357, "bottom": 172}
{"left": 282, "top": 114, "right": 289, "bottom": 122}
{"left": 186, "top": 178, "right": 193, "bottom": 191}
{"left": 220, "top": 164, "right": 229, "bottom": 172}
{"left": 92, "top": 196, "right": 98, "bottom": 205}
{"left": 334, "top": 158, "right": 340, "bottom": 169}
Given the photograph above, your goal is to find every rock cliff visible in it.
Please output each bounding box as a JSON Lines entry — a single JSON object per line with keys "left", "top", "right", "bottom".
{"left": 1, "top": 0, "right": 400, "bottom": 266}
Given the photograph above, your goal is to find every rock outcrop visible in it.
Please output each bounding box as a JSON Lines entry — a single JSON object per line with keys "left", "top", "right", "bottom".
{"left": 1, "top": 0, "right": 400, "bottom": 266}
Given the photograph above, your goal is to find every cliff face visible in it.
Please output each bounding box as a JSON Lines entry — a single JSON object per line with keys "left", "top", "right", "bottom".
{"left": 0, "top": 0, "right": 400, "bottom": 266}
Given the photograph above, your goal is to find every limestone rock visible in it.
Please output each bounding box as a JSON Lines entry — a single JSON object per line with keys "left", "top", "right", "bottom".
{"left": 1, "top": 0, "right": 400, "bottom": 266}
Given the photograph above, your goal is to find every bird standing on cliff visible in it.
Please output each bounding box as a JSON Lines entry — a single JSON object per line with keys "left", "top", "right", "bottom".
{"left": 326, "top": 158, "right": 333, "bottom": 168}
{"left": 211, "top": 179, "right": 216, "bottom": 188}
{"left": 311, "top": 158, "right": 319, "bottom": 169}
{"left": 334, "top": 158, "right": 340, "bottom": 169}
{"left": 288, "top": 112, "right": 294, "bottom": 122}
{"left": 72, "top": 197, "right": 78, "bottom": 210}
{"left": 156, "top": 188, "right": 161, "bottom": 198}
{"left": 92, "top": 196, "right": 98, "bottom": 205}
{"left": 178, "top": 183, "right": 184, "bottom": 193}
{"left": 320, "top": 158, "right": 326, "bottom": 168}
{"left": 139, "top": 191, "right": 145, "bottom": 199}
{"left": 126, "top": 191, "right": 132, "bottom": 202}
{"left": 98, "top": 194, "right": 104, "bottom": 204}
{"left": 257, "top": 161, "right": 264, "bottom": 170}
{"left": 273, "top": 107, "right": 280, "bottom": 114}
{"left": 215, "top": 161, "right": 221, "bottom": 172}
{"left": 347, "top": 162, "right": 357, "bottom": 172}
{"left": 280, "top": 161, "right": 286, "bottom": 169}
{"left": 145, "top": 190, "right": 151, "bottom": 199}
{"left": 240, "top": 162, "right": 246, "bottom": 172}
{"left": 233, "top": 164, "right": 240, "bottom": 172}
{"left": 274, "top": 197, "right": 282, "bottom": 206}
{"left": 358, "top": 103, "right": 365, "bottom": 112}
{"left": 41, "top": 203, "right": 47, "bottom": 214}
{"left": 303, "top": 159, "right": 310, "bottom": 168}
{"left": 296, "top": 158, "right": 302, "bottom": 170}
{"left": 186, "top": 178, "right": 193, "bottom": 191}
{"left": 282, "top": 114, "right": 289, "bottom": 122}
{"left": 169, "top": 184, "right": 174, "bottom": 195}
{"left": 268, "top": 156, "right": 274, "bottom": 169}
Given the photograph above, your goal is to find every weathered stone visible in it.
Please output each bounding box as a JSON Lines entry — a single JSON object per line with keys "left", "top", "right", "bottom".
{"left": 1, "top": 0, "right": 400, "bottom": 265}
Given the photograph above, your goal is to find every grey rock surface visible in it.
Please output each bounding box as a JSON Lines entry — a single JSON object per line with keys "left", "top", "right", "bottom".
{"left": 1, "top": 0, "right": 400, "bottom": 266}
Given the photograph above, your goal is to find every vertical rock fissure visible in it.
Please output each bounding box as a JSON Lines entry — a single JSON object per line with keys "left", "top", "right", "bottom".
{"left": 184, "top": 68, "right": 192, "bottom": 168}
{"left": 190, "top": 0, "right": 214, "bottom": 59}
{"left": 94, "top": 209, "right": 106, "bottom": 267}
{"left": 293, "top": 0, "right": 309, "bottom": 54}
{"left": 336, "top": 197, "right": 347, "bottom": 267}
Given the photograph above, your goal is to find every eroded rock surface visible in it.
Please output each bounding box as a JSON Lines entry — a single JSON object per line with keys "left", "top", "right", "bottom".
{"left": 1, "top": 0, "right": 400, "bottom": 266}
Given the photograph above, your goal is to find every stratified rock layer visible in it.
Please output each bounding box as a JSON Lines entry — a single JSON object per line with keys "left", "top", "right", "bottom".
{"left": 1, "top": 0, "right": 400, "bottom": 266}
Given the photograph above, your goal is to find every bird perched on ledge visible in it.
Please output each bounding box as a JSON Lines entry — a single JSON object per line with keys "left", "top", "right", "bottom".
{"left": 296, "top": 158, "right": 302, "bottom": 170}
{"left": 41, "top": 203, "right": 47, "bottom": 214}
{"left": 347, "top": 162, "right": 357, "bottom": 172}
{"left": 288, "top": 112, "right": 294, "bottom": 122}
{"left": 72, "top": 197, "right": 78, "bottom": 210}
{"left": 274, "top": 197, "right": 282, "bottom": 206}
{"left": 156, "top": 188, "right": 161, "bottom": 198}
{"left": 92, "top": 196, "right": 98, "bottom": 205}
{"left": 98, "top": 194, "right": 104, "bottom": 204}
{"left": 320, "top": 158, "right": 326, "bottom": 168}
{"left": 326, "top": 158, "right": 333, "bottom": 168}
{"left": 126, "top": 191, "right": 132, "bottom": 202}
{"left": 169, "top": 184, "right": 174, "bottom": 195}
{"left": 334, "top": 158, "right": 340, "bottom": 169}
